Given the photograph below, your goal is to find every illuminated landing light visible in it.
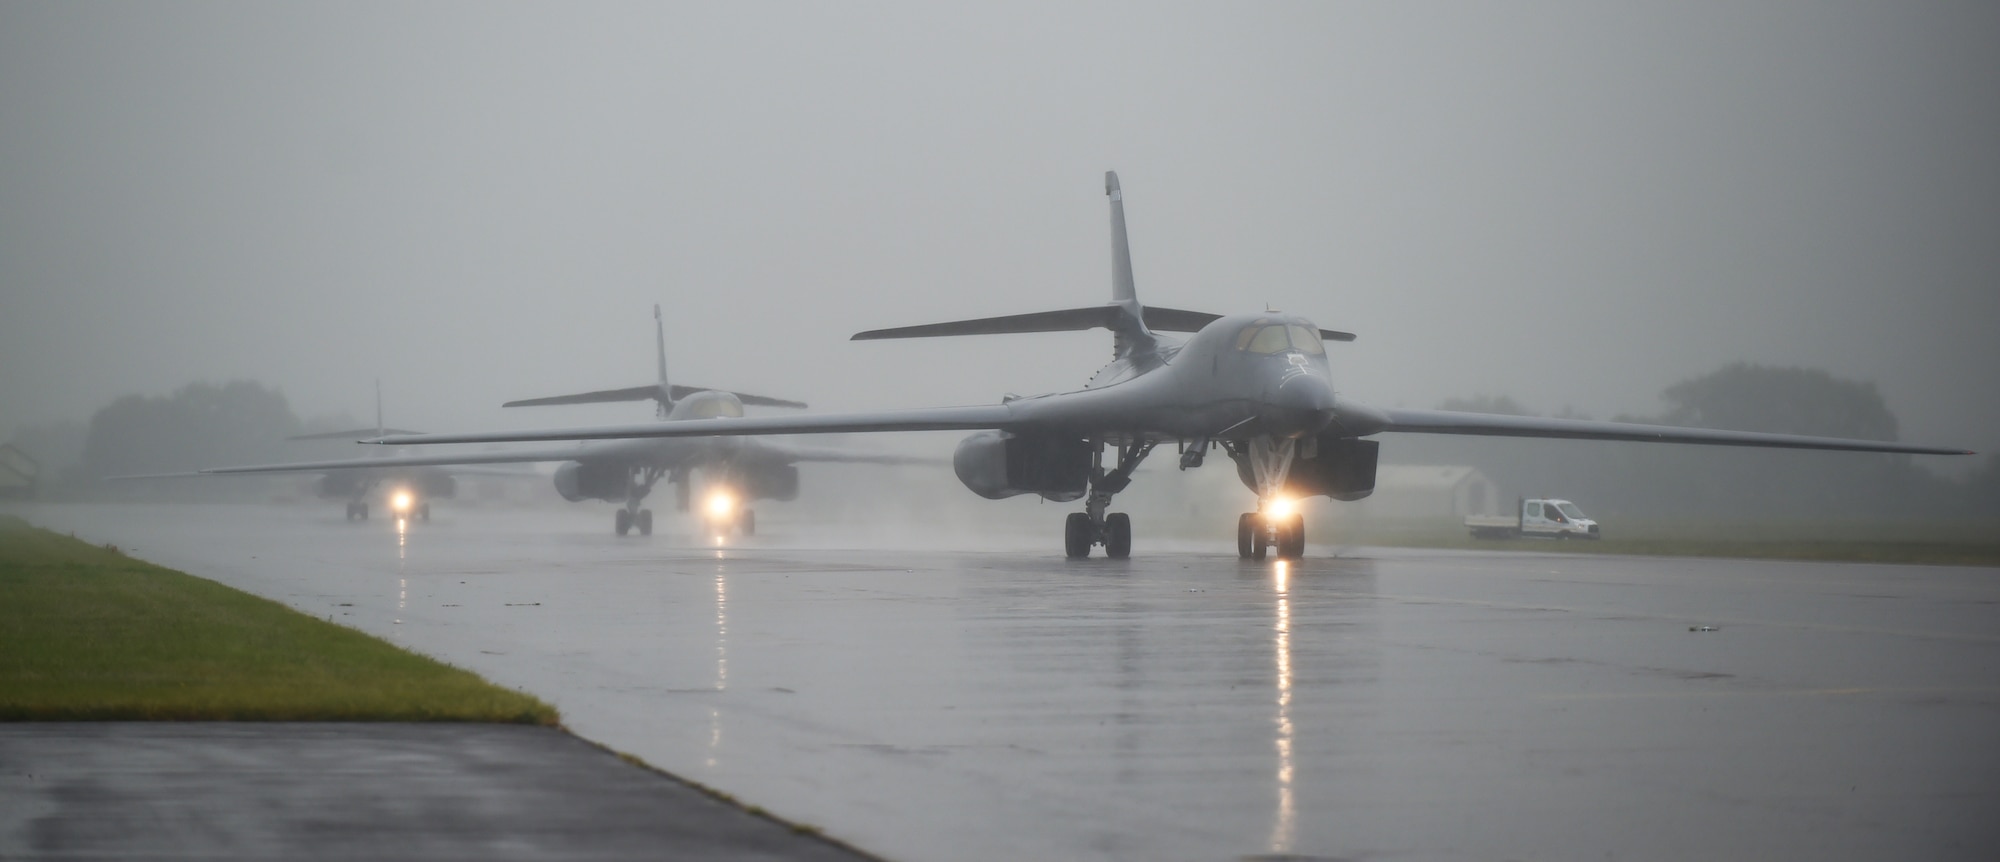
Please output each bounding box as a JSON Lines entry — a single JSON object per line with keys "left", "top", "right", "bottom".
{"left": 704, "top": 489, "right": 736, "bottom": 519}
{"left": 390, "top": 489, "right": 414, "bottom": 514}
{"left": 1264, "top": 497, "right": 1297, "bottom": 518}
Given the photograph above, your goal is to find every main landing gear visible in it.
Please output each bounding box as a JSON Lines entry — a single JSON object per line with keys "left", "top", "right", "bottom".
{"left": 615, "top": 507, "right": 654, "bottom": 536}
{"left": 1065, "top": 440, "right": 1153, "bottom": 559}
{"left": 614, "top": 466, "right": 664, "bottom": 536}
{"left": 345, "top": 501, "right": 369, "bottom": 521}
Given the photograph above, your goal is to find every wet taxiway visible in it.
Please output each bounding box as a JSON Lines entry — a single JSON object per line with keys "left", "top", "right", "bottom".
{"left": 12, "top": 503, "right": 2000, "bottom": 861}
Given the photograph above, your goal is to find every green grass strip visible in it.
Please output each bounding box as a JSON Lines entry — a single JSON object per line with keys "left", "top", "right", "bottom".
{"left": 0, "top": 516, "right": 557, "bottom": 723}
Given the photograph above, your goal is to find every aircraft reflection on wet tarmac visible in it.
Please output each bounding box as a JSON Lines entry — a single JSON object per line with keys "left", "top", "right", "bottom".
{"left": 17, "top": 504, "right": 1999, "bottom": 862}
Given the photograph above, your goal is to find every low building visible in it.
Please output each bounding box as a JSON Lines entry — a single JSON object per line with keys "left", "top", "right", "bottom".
{"left": 1354, "top": 465, "right": 1498, "bottom": 519}
{"left": 0, "top": 444, "right": 39, "bottom": 500}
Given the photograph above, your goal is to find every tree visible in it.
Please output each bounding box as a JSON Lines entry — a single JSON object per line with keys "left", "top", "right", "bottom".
{"left": 81, "top": 381, "right": 303, "bottom": 499}
{"left": 1659, "top": 363, "right": 1898, "bottom": 441}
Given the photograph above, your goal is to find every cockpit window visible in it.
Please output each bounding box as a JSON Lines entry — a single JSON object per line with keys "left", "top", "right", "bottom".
{"left": 1233, "top": 325, "right": 1261, "bottom": 351}
{"left": 1233, "top": 321, "right": 1326, "bottom": 355}
{"left": 687, "top": 397, "right": 745, "bottom": 419}
{"left": 1246, "top": 326, "right": 1291, "bottom": 354}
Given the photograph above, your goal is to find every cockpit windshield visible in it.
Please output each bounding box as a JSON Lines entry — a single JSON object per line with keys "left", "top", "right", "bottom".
{"left": 1232, "top": 322, "right": 1327, "bottom": 355}
{"left": 684, "top": 396, "right": 745, "bottom": 419}
{"left": 1287, "top": 325, "right": 1326, "bottom": 355}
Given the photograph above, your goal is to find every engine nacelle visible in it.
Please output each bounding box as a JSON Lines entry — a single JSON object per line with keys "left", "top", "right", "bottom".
{"left": 1234, "top": 435, "right": 1379, "bottom": 501}
{"left": 408, "top": 468, "right": 456, "bottom": 499}
{"left": 316, "top": 473, "right": 368, "bottom": 498}
{"left": 552, "top": 461, "right": 630, "bottom": 503}
{"left": 953, "top": 430, "right": 1090, "bottom": 501}
{"left": 740, "top": 464, "right": 800, "bottom": 502}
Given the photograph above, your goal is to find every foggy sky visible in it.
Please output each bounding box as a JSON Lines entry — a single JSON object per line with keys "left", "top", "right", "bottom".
{"left": 3, "top": 2, "right": 1996, "bottom": 469}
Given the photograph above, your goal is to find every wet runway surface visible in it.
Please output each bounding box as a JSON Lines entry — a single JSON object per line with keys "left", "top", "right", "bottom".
{"left": 14, "top": 503, "right": 2000, "bottom": 861}
{"left": 0, "top": 723, "right": 874, "bottom": 861}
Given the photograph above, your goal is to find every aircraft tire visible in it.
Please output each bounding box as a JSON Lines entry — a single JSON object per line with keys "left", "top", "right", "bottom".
{"left": 344, "top": 503, "right": 355, "bottom": 522}
{"left": 1237, "top": 513, "right": 1256, "bottom": 559}
{"left": 1064, "top": 513, "right": 1092, "bottom": 559}
{"left": 615, "top": 509, "right": 632, "bottom": 536}
{"left": 742, "top": 510, "right": 755, "bottom": 536}
{"left": 636, "top": 509, "right": 653, "bottom": 536}
{"left": 419, "top": 503, "right": 431, "bottom": 523}
{"left": 1278, "top": 513, "right": 1306, "bottom": 559}
{"left": 358, "top": 503, "right": 369, "bottom": 521}
{"left": 1105, "top": 513, "right": 1132, "bottom": 559}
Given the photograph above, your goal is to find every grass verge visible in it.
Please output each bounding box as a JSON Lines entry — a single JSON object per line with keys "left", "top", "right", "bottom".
{"left": 0, "top": 515, "right": 557, "bottom": 723}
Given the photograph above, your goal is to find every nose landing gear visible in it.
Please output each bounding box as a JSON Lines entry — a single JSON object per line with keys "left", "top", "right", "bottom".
{"left": 1237, "top": 509, "right": 1305, "bottom": 560}
{"left": 1229, "top": 435, "right": 1307, "bottom": 560}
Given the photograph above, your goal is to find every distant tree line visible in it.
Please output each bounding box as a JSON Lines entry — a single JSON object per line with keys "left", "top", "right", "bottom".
{"left": 5, "top": 381, "right": 317, "bottom": 501}
{"left": 1399, "top": 363, "right": 1996, "bottom": 521}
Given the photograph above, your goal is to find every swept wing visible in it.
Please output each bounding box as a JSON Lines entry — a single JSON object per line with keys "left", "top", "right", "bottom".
{"left": 370, "top": 405, "right": 1017, "bottom": 446}
{"left": 1375, "top": 409, "right": 1970, "bottom": 456}
{"left": 367, "top": 402, "right": 1967, "bottom": 458}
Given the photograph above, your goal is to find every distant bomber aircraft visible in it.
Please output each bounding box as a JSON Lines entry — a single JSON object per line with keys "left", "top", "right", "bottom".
{"left": 372, "top": 173, "right": 1973, "bottom": 558}
{"left": 194, "top": 307, "right": 921, "bottom": 536}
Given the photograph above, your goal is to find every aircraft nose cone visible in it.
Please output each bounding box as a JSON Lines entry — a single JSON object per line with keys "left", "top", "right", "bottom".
{"left": 1261, "top": 374, "right": 1337, "bottom": 439}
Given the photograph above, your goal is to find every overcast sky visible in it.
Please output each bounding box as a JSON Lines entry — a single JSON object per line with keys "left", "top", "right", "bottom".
{"left": 3, "top": 2, "right": 1995, "bottom": 468}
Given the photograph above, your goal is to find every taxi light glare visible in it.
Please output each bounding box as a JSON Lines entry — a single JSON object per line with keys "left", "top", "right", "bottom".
{"left": 705, "top": 490, "right": 735, "bottom": 518}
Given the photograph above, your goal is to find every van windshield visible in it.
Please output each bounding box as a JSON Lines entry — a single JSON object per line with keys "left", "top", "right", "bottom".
{"left": 1556, "top": 502, "right": 1584, "bottom": 520}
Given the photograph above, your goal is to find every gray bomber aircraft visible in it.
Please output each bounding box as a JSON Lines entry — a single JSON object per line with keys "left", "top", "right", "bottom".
{"left": 196, "top": 306, "right": 919, "bottom": 536}
{"left": 371, "top": 172, "right": 1973, "bottom": 559}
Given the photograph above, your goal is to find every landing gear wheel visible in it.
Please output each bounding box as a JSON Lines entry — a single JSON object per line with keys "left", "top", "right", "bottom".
{"left": 615, "top": 509, "right": 633, "bottom": 536}
{"left": 1277, "top": 513, "right": 1306, "bottom": 559}
{"left": 636, "top": 509, "right": 653, "bottom": 536}
{"left": 1064, "top": 512, "right": 1092, "bottom": 559}
{"left": 1104, "top": 513, "right": 1132, "bottom": 559}
{"left": 357, "top": 502, "right": 369, "bottom": 522}
{"left": 1237, "top": 513, "right": 1256, "bottom": 558}
{"left": 418, "top": 503, "right": 431, "bottom": 523}
{"left": 741, "top": 509, "right": 755, "bottom": 537}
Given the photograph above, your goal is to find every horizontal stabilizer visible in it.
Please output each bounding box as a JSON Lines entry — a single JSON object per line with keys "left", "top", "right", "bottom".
{"left": 852, "top": 306, "right": 1119, "bottom": 340}
{"left": 685, "top": 386, "right": 808, "bottom": 409}
{"left": 503, "top": 385, "right": 805, "bottom": 409}
{"left": 1137, "top": 306, "right": 1222, "bottom": 333}
{"left": 289, "top": 428, "right": 424, "bottom": 441}
{"left": 853, "top": 303, "right": 1356, "bottom": 343}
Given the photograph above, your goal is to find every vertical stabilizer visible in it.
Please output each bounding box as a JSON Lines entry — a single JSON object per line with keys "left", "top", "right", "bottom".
{"left": 653, "top": 304, "right": 671, "bottom": 417}
{"left": 1106, "top": 171, "right": 1136, "bottom": 303}
{"left": 1104, "top": 171, "right": 1155, "bottom": 363}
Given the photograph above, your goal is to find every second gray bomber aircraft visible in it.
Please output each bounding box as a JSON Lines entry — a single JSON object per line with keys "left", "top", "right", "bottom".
{"left": 375, "top": 172, "right": 1972, "bottom": 559}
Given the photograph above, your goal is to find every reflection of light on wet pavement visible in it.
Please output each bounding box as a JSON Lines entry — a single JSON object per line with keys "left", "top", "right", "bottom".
{"left": 715, "top": 570, "right": 728, "bottom": 691}
{"left": 709, "top": 568, "right": 728, "bottom": 769}
{"left": 396, "top": 517, "right": 407, "bottom": 560}
{"left": 1271, "top": 559, "right": 1295, "bottom": 855}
